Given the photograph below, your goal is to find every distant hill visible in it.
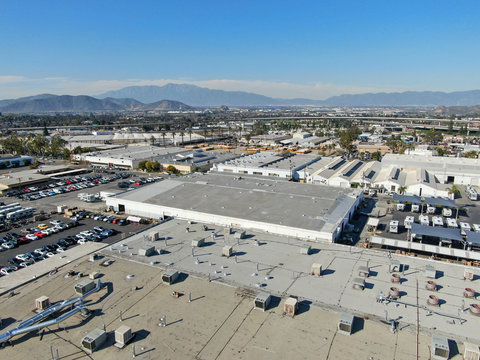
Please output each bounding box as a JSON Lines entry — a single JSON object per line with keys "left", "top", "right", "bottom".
{"left": 98, "top": 83, "right": 276, "bottom": 106}
{"left": 141, "top": 99, "right": 191, "bottom": 111}
{"left": 0, "top": 95, "right": 124, "bottom": 113}
{"left": 0, "top": 94, "right": 192, "bottom": 113}
{"left": 98, "top": 84, "right": 480, "bottom": 107}
{"left": 323, "top": 90, "right": 480, "bottom": 107}
{"left": 433, "top": 104, "right": 480, "bottom": 116}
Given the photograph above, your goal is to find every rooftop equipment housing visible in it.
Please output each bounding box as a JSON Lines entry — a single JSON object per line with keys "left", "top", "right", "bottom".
{"left": 234, "top": 230, "right": 246, "bottom": 239}
{"left": 35, "top": 296, "right": 50, "bottom": 311}
{"left": 82, "top": 328, "right": 107, "bottom": 354}
{"left": 425, "top": 265, "right": 437, "bottom": 279}
{"left": 310, "top": 263, "right": 322, "bottom": 276}
{"left": 75, "top": 279, "right": 96, "bottom": 296}
{"left": 114, "top": 325, "right": 134, "bottom": 348}
{"left": 300, "top": 244, "right": 311, "bottom": 255}
{"left": 138, "top": 246, "right": 155, "bottom": 257}
{"left": 222, "top": 245, "right": 233, "bottom": 258}
{"left": 358, "top": 266, "right": 370, "bottom": 277}
{"left": 337, "top": 313, "right": 355, "bottom": 335}
{"left": 254, "top": 292, "right": 271, "bottom": 311}
{"left": 192, "top": 237, "right": 205, "bottom": 247}
{"left": 352, "top": 277, "right": 365, "bottom": 290}
{"left": 162, "top": 269, "right": 179, "bottom": 285}
{"left": 431, "top": 335, "right": 449, "bottom": 360}
{"left": 463, "top": 342, "right": 480, "bottom": 360}
{"left": 283, "top": 296, "right": 298, "bottom": 317}
{"left": 389, "top": 260, "right": 403, "bottom": 273}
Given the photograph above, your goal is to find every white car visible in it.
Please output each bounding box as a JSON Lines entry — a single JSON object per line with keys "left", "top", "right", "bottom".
{"left": 45, "top": 252, "right": 55, "bottom": 258}
{"left": 56, "top": 246, "right": 66, "bottom": 253}
{"left": 16, "top": 254, "right": 30, "bottom": 261}
{"left": 77, "top": 238, "right": 88, "bottom": 245}
{"left": 34, "top": 248, "right": 47, "bottom": 256}
{"left": 0, "top": 267, "right": 15, "bottom": 275}
{"left": 50, "top": 220, "right": 62, "bottom": 225}
{"left": 26, "top": 234, "right": 38, "bottom": 241}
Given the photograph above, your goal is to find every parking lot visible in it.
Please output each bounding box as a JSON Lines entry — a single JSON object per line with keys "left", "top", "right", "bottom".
{"left": 0, "top": 213, "right": 149, "bottom": 272}
{"left": 0, "top": 170, "right": 161, "bottom": 275}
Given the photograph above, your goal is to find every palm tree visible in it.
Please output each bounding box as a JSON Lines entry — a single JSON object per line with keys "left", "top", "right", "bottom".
{"left": 171, "top": 131, "right": 176, "bottom": 146}
{"left": 161, "top": 132, "right": 166, "bottom": 148}
{"left": 398, "top": 186, "right": 407, "bottom": 195}
{"left": 180, "top": 131, "right": 185, "bottom": 146}
{"left": 446, "top": 185, "right": 460, "bottom": 199}
{"left": 188, "top": 129, "right": 193, "bottom": 144}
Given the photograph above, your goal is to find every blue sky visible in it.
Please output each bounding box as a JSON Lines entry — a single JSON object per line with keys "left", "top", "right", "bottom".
{"left": 1, "top": 0, "right": 479, "bottom": 99}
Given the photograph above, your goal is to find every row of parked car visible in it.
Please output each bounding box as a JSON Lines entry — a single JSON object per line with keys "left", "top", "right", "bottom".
{"left": 71, "top": 211, "right": 130, "bottom": 225}
{"left": 4, "top": 172, "right": 132, "bottom": 200}
{"left": 0, "top": 219, "right": 80, "bottom": 251}
{"left": 0, "top": 225, "right": 118, "bottom": 276}
{"left": 118, "top": 176, "right": 162, "bottom": 189}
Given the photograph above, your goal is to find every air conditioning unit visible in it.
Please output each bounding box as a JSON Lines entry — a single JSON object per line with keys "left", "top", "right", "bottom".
{"left": 254, "top": 293, "right": 271, "bottom": 312}
{"left": 191, "top": 237, "right": 205, "bottom": 247}
{"left": 75, "top": 279, "right": 95, "bottom": 295}
{"left": 81, "top": 328, "right": 107, "bottom": 354}
{"left": 35, "top": 296, "right": 50, "bottom": 311}
{"left": 114, "top": 325, "right": 134, "bottom": 348}
{"left": 162, "top": 269, "right": 179, "bottom": 285}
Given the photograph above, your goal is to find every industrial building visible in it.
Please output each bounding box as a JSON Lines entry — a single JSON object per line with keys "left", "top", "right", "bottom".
{"left": 214, "top": 152, "right": 331, "bottom": 181}
{"left": 72, "top": 144, "right": 238, "bottom": 172}
{"left": 62, "top": 131, "right": 206, "bottom": 147}
{"left": 0, "top": 155, "right": 34, "bottom": 168}
{"left": 381, "top": 153, "right": 480, "bottom": 186}
{"left": 106, "top": 172, "right": 364, "bottom": 242}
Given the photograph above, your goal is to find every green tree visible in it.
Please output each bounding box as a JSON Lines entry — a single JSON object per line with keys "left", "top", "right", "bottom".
{"left": 166, "top": 165, "right": 178, "bottom": 174}
{"left": 446, "top": 185, "right": 460, "bottom": 199}
{"left": 398, "top": 186, "right": 407, "bottom": 195}
{"left": 138, "top": 160, "right": 147, "bottom": 171}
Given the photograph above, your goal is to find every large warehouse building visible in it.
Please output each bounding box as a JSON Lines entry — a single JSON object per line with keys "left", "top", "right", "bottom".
{"left": 106, "top": 173, "right": 363, "bottom": 242}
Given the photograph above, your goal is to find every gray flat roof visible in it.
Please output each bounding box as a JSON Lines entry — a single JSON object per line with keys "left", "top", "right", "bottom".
{"left": 465, "top": 231, "right": 480, "bottom": 246}
{"left": 113, "top": 173, "right": 361, "bottom": 231}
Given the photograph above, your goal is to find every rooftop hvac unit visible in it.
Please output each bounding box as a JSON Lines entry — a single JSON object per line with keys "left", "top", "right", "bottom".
{"left": 254, "top": 292, "right": 271, "bottom": 312}
{"left": 425, "top": 265, "right": 437, "bottom": 279}
{"left": 114, "top": 325, "right": 134, "bottom": 349}
{"left": 162, "top": 269, "right": 179, "bottom": 285}
{"left": 234, "top": 231, "right": 246, "bottom": 239}
{"left": 191, "top": 237, "right": 205, "bottom": 247}
{"left": 81, "top": 328, "right": 107, "bottom": 354}
{"left": 464, "top": 269, "right": 475, "bottom": 281}
{"left": 310, "top": 263, "right": 322, "bottom": 276}
{"left": 389, "top": 260, "right": 403, "bottom": 273}
{"left": 35, "top": 296, "right": 50, "bottom": 311}
{"left": 300, "top": 244, "right": 311, "bottom": 255}
{"left": 352, "top": 277, "right": 365, "bottom": 290}
{"left": 431, "top": 335, "right": 449, "bottom": 360}
{"left": 222, "top": 245, "right": 233, "bottom": 258}
{"left": 411, "top": 204, "right": 420, "bottom": 212}
{"left": 464, "top": 342, "right": 480, "bottom": 360}
{"left": 337, "top": 313, "right": 355, "bottom": 335}
{"left": 223, "top": 227, "right": 233, "bottom": 235}
{"left": 75, "top": 279, "right": 95, "bottom": 296}
{"left": 358, "top": 266, "right": 370, "bottom": 278}
{"left": 283, "top": 296, "right": 298, "bottom": 317}
{"left": 149, "top": 232, "right": 159, "bottom": 242}
{"left": 139, "top": 246, "right": 155, "bottom": 257}
{"left": 89, "top": 272, "right": 100, "bottom": 280}
{"left": 396, "top": 203, "right": 405, "bottom": 211}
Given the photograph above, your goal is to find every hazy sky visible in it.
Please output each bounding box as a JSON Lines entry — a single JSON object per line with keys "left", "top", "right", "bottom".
{"left": 1, "top": 1, "right": 479, "bottom": 100}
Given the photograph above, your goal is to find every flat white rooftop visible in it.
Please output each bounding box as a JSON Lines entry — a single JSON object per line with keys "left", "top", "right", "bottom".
{"left": 108, "top": 173, "right": 362, "bottom": 240}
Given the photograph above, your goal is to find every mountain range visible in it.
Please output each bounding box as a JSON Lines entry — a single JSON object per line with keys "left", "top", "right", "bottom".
{"left": 0, "top": 94, "right": 190, "bottom": 113}
{"left": 99, "top": 84, "right": 480, "bottom": 107}
{"left": 1, "top": 84, "right": 480, "bottom": 113}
